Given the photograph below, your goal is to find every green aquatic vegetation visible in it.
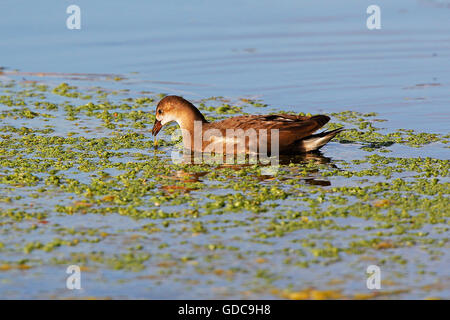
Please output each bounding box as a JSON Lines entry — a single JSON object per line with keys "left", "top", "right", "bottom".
{"left": 52, "top": 82, "right": 92, "bottom": 100}
{"left": 327, "top": 111, "right": 448, "bottom": 148}
{"left": 23, "top": 237, "right": 88, "bottom": 253}
{"left": 0, "top": 125, "right": 55, "bottom": 135}
{"left": 202, "top": 103, "right": 243, "bottom": 115}
{"left": 0, "top": 209, "right": 47, "bottom": 222}
{"left": 0, "top": 94, "right": 27, "bottom": 107}
{"left": 1, "top": 171, "right": 40, "bottom": 186}
{"left": 48, "top": 251, "right": 151, "bottom": 271}
{"left": 0, "top": 78, "right": 448, "bottom": 299}
{"left": 0, "top": 107, "right": 54, "bottom": 119}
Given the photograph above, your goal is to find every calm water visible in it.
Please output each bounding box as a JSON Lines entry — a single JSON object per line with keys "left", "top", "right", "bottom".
{"left": 1, "top": 0, "right": 449, "bottom": 131}
{"left": 0, "top": 0, "right": 449, "bottom": 299}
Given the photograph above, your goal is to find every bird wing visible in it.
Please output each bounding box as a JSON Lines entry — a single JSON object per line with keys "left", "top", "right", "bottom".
{"left": 205, "top": 114, "right": 330, "bottom": 148}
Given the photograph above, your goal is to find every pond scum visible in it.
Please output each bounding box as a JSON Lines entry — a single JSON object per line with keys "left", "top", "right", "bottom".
{"left": 0, "top": 76, "right": 448, "bottom": 299}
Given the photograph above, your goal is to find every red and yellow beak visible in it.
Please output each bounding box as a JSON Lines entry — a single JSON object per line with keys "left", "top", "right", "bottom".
{"left": 151, "top": 119, "right": 162, "bottom": 136}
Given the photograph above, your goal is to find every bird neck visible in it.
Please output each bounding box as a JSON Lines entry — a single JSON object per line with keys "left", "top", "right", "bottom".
{"left": 173, "top": 104, "right": 207, "bottom": 151}
{"left": 176, "top": 104, "right": 208, "bottom": 132}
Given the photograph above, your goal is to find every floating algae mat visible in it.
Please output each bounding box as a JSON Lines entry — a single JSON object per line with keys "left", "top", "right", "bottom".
{"left": 0, "top": 75, "right": 449, "bottom": 299}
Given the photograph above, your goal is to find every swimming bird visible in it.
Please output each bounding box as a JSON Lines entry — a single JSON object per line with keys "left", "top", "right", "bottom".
{"left": 151, "top": 95, "right": 343, "bottom": 154}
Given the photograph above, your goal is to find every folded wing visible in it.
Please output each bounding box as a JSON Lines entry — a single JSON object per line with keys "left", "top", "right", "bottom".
{"left": 207, "top": 114, "right": 330, "bottom": 149}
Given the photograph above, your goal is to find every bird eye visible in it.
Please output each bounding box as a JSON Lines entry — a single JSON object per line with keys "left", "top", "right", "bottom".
{"left": 158, "top": 109, "right": 163, "bottom": 114}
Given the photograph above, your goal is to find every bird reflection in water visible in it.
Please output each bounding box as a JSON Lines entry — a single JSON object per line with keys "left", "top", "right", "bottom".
{"left": 165, "top": 151, "right": 336, "bottom": 188}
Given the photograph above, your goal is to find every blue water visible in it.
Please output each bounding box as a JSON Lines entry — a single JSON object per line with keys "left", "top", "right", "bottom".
{"left": 0, "top": 0, "right": 449, "bottom": 299}
{"left": 1, "top": 0, "right": 449, "bottom": 132}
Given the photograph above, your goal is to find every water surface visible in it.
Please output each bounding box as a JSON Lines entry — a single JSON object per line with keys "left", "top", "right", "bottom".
{"left": 0, "top": 0, "right": 449, "bottom": 299}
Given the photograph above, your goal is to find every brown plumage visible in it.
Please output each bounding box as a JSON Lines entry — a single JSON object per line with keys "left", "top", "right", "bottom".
{"left": 151, "top": 95, "right": 343, "bottom": 154}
